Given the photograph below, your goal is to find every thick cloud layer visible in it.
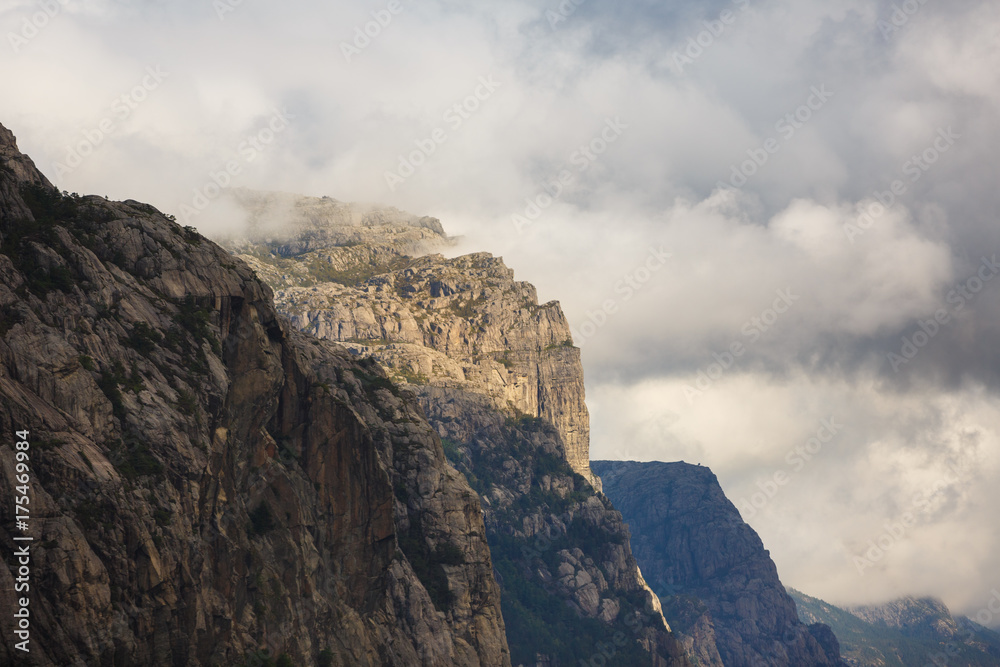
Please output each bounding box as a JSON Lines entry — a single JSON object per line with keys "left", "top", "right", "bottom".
{"left": 2, "top": 0, "right": 999, "bottom": 624}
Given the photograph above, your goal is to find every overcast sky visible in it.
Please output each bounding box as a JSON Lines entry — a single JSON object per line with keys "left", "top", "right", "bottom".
{"left": 3, "top": 0, "right": 1000, "bottom": 623}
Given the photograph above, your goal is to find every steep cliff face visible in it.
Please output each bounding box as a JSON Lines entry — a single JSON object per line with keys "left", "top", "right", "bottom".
{"left": 223, "top": 195, "right": 690, "bottom": 665}
{"left": 232, "top": 221, "right": 598, "bottom": 490}
{"left": 592, "top": 460, "right": 845, "bottom": 667}
{"left": 0, "top": 123, "right": 508, "bottom": 666}
{"left": 424, "top": 391, "right": 688, "bottom": 666}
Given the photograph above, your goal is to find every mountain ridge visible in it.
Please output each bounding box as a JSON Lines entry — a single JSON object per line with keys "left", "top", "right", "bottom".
{"left": 218, "top": 190, "right": 701, "bottom": 665}
{"left": 790, "top": 588, "right": 1000, "bottom": 667}
{"left": 0, "top": 121, "right": 510, "bottom": 665}
{"left": 593, "top": 459, "right": 846, "bottom": 667}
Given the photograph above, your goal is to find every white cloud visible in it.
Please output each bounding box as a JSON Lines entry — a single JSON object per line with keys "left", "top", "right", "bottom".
{"left": 589, "top": 371, "right": 1000, "bottom": 621}
{"left": 1, "top": 0, "right": 998, "bottom": 619}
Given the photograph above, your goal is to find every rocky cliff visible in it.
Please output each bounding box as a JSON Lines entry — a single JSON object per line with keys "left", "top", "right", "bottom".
{"left": 227, "top": 208, "right": 598, "bottom": 491}
{"left": 592, "top": 460, "right": 845, "bottom": 667}
{"left": 791, "top": 589, "right": 1000, "bottom": 667}
{"left": 222, "top": 194, "right": 689, "bottom": 665}
{"left": 0, "top": 123, "right": 509, "bottom": 666}
{"left": 426, "top": 392, "right": 687, "bottom": 666}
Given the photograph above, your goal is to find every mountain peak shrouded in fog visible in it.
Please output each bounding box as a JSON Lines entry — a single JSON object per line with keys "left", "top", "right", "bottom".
{"left": 5, "top": 0, "right": 993, "bottom": 619}
{"left": 791, "top": 589, "right": 1000, "bottom": 666}
{"left": 0, "top": 125, "right": 510, "bottom": 665}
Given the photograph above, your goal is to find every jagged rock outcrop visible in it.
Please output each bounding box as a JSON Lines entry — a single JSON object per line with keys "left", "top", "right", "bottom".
{"left": 423, "top": 390, "right": 688, "bottom": 666}
{"left": 229, "top": 216, "right": 599, "bottom": 491}
{"left": 221, "top": 194, "right": 689, "bottom": 665}
{"left": 791, "top": 589, "right": 1000, "bottom": 666}
{"left": 0, "top": 124, "right": 52, "bottom": 190}
{"left": 592, "top": 460, "right": 845, "bottom": 667}
{"left": 0, "top": 123, "right": 509, "bottom": 666}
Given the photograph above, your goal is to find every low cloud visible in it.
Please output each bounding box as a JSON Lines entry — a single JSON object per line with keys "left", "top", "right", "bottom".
{"left": 2, "top": 0, "right": 999, "bottom": 620}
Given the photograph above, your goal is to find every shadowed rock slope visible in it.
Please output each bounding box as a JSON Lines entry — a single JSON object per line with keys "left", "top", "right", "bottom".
{"left": 592, "top": 460, "right": 845, "bottom": 667}
{"left": 0, "top": 123, "right": 509, "bottom": 666}
{"left": 223, "top": 195, "right": 690, "bottom": 666}
{"left": 230, "top": 214, "right": 599, "bottom": 492}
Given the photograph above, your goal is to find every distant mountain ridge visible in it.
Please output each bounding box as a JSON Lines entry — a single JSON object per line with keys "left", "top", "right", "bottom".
{"left": 789, "top": 589, "right": 1000, "bottom": 666}
{"left": 593, "top": 460, "right": 845, "bottom": 667}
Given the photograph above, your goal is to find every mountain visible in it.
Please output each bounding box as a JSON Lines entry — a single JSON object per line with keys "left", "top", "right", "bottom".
{"left": 790, "top": 589, "right": 1000, "bottom": 667}
{"left": 592, "top": 460, "right": 845, "bottom": 667}
{"left": 0, "top": 117, "right": 867, "bottom": 667}
{"left": 0, "top": 122, "right": 509, "bottom": 665}
{"left": 223, "top": 193, "right": 689, "bottom": 665}
{"left": 226, "top": 190, "right": 600, "bottom": 491}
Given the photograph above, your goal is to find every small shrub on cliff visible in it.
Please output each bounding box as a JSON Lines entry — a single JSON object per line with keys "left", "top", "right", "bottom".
{"left": 352, "top": 365, "right": 401, "bottom": 399}
{"left": 97, "top": 369, "right": 126, "bottom": 421}
{"left": 396, "top": 523, "right": 462, "bottom": 611}
{"left": 122, "top": 363, "right": 145, "bottom": 394}
{"left": 182, "top": 226, "right": 202, "bottom": 245}
{"left": 22, "top": 259, "right": 75, "bottom": 297}
{"left": 124, "top": 322, "right": 162, "bottom": 355}
{"left": 2, "top": 186, "right": 86, "bottom": 297}
{"left": 175, "top": 389, "right": 197, "bottom": 416}
{"left": 440, "top": 437, "right": 460, "bottom": 462}
{"left": 394, "top": 367, "right": 429, "bottom": 385}
{"left": 248, "top": 502, "right": 276, "bottom": 536}
{"left": 0, "top": 307, "right": 25, "bottom": 337}
{"left": 18, "top": 184, "right": 81, "bottom": 225}
{"left": 173, "top": 296, "right": 220, "bottom": 354}
{"left": 434, "top": 541, "right": 465, "bottom": 566}
{"left": 113, "top": 439, "right": 164, "bottom": 480}
{"left": 164, "top": 300, "right": 216, "bottom": 377}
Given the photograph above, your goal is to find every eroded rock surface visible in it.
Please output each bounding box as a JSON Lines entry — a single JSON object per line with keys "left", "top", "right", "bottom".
{"left": 231, "top": 220, "right": 598, "bottom": 490}
{"left": 0, "top": 124, "right": 508, "bottom": 666}
{"left": 593, "top": 460, "right": 845, "bottom": 667}
{"left": 223, "top": 193, "right": 691, "bottom": 665}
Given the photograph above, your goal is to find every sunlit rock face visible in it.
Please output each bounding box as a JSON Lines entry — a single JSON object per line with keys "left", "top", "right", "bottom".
{"left": 0, "top": 123, "right": 509, "bottom": 666}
